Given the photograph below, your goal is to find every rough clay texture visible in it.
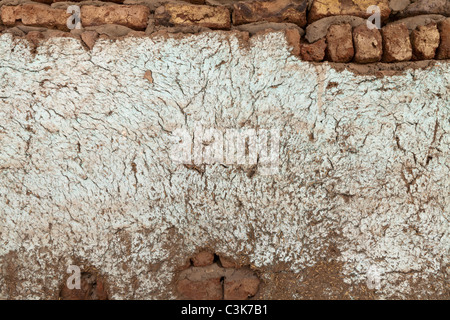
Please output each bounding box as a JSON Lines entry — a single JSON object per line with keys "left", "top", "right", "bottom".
{"left": 411, "top": 23, "right": 440, "bottom": 60}
{"left": 308, "top": 0, "right": 391, "bottom": 23}
{"left": 191, "top": 251, "right": 214, "bottom": 267}
{"left": 391, "top": 14, "right": 446, "bottom": 32}
{"left": 437, "top": 18, "right": 450, "bottom": 59}
{"left": 155, "top": 3, "right": 231, "bottom": 29}
{"left": 382, "top": 23, "right": 412, "bottom": 62}
{"left": 60, "top": 271, "right": 108, "bottom": 300}
{"left": 0, "top": 31, "right": 449, "bottom": 300}
{"left": 300, "top": 38, "right": 326, "bottom": 61}
{"left": 0, "top": 3, "right": 71, "bottom": 30}
{"left": 353, "top": 24, "right": 383, "bottom": 63}
{"left": 396, "top": 0, "right": 450, "bottom": 18}
{"left": 326, "top": 23, "right": 354, "bottom": 63}
{"left": 176, "top": 257, "right": 260, "bottom": 300}
{"left": 232, "top": 0, "right": 308, "bottom": 27}
{"left": 305, "top": 15, "right": 366, "bottom": 43}
{"left": 81, "top": 5, "right": 150, "bottom": 30}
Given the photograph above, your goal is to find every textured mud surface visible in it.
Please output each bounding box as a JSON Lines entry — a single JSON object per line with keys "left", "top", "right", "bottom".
{"left": 60, "top": 271, "right": 108, "bottom": 300}
{"left": 0, "top": 31, "right": 449, "bottom": 299}
{"left": 176, "top": 252, "right": 261, "bottom": 300}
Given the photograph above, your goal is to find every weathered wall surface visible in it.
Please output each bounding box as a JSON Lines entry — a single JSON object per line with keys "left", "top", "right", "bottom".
{"left": 0, "top": 31, "right": 449, "bottom": 299}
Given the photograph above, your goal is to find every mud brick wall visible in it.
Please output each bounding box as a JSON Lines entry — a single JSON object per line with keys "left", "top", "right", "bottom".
{"left": 0, "top": 0, "right": 449, "bottom": 300}
{"left": 0, "top": 0, "right": 448, "bottom": 62}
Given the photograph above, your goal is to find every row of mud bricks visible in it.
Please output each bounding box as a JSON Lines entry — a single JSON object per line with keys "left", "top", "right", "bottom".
{"left": 0, "top": 0, "right": 449, "bottom": 62}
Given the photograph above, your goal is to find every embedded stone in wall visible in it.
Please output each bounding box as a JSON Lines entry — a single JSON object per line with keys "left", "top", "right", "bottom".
{"left": 176, "top": 253, "right": 260, "bottom": 300}
{"left": 0, "top": 4, "right": 70, "bottom": 30}
{"left": 411, "top": 23, "right": 440, "bottom": 60}
{"left": 326, "top": 23, "right": 354, "bottom": 63}
{"left": 284, "top": 27, "right": 301, "bottom": 56}
{"left": 305, "top": 15, "right": 366, "bottom": 43}
{"left": 25, "top": 31, "right": 44, "bottom": 48}
{"left": 308, "top": 0, "right": 391, "bottom": 23}
{"left": 389, "top": 0, "right": 410, "bottom": 13}
{"left": 81, "top": 31, "right": 99, "bottom": 50}
{"left": 397, "top": 0, "right": 450, "bottom": 18}
{"left": 300, "top": 38, "right": 327, "bottom": 61}
{"left": 191, "top": 251, "right": 215, "bottom": 267}
{"left": 382, "top": 23, "right": 412, "bottom": 62}
{"left": 353, "top": 24, "right": 383, "bottom": 63}
{"left": 85, "top": 24, "right": 133, "bottom": 38}
{"left": 0, "top": 5, "right": 18, "bottom": 25}
{"left": 219, "top": 256, "right": 239, "bottom": 269}
{"left": 80, "top": 5, "right": 150, "bottom": 30}
{"left": 391, "top": 14, "right": 446, "bottom": 32}
{"left": 436, "top": 18, "right": 450, "bottom": 59}
{"left": 155, "top": 3, "right": 231, "bottom": 29}
{"left": 232, "top": 0, "right": 308, "bottom": 28}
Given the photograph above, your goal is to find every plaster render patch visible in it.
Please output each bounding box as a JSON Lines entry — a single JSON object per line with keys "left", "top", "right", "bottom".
{"left": 0, "top": 31, "right": 448, "bottom": 299}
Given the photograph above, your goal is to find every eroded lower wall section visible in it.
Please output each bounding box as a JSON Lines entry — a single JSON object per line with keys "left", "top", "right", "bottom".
{"left": 0, "top": 32, "right": 449, "bottom": 299}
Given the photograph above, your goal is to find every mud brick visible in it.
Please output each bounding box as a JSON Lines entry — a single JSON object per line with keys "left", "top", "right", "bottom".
{"left": 353, "top": 24, "right": 383, "bottom": 63}
{"left": 233, "top": 0, "right": 308, "bottom": 28}
{"left": 224, "top": 276, "right": 260, "bottom": 300}
{"left": 155, "top": 3, "right": 230, "bottom": 29}
{"left": 81, "top": 5, "right": 150, "bottom": 30}
{"left": 436, "top": 18, "right": 450, "bottom": 59}
{"left": 192, "top": 251, "right": 214, "bottom": 267}
{"left": 411, "top": 23, "right": 440, "bottom": 60}
{"left": 382, "top": 23, "right": 412, "bottom": 62}
{"left": 1, "top": 4, "right": 70, "bottom": 30}
{"left": 300, "top": 38, "right": 327, "bottom": 61}
{"left": 326, "top": 23, "right": 354, "bottom": 62}
{"left": 308, "top": 0, "right": 391, "bottom": 24}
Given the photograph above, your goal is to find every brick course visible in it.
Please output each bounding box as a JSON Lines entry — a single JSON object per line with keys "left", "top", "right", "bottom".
{"left": 0, "top": 1, "right": 448, "bottom": 63}
{"left": 81, "top": 5, "right": 149, "bottom": 30}
{"left": 155, "top": 3, "right": 230, "bottom": 29}
{"left": 233, "top": 0, "right": 308, "bottom": 27}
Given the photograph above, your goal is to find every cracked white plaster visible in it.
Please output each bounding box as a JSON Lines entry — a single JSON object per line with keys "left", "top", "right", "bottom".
{"left": 0, "top": 31, "right": 448, "bottom": 299}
